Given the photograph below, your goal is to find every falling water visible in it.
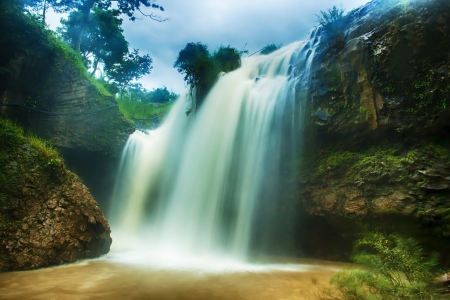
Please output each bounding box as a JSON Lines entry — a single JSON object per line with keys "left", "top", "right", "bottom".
{"left": 110, "top": 29, "right": 321, "bottom": 266}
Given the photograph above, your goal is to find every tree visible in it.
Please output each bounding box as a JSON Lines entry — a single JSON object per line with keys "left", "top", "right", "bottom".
{"left": 58, "top": 7, "right": 128, "bottom": 76}
{"left": 174, "top": 42, "right": 211, "bottom": 88}
{"left": 259, "top": 43, "right": 281, "bottom": 55}
{"left": 21, "top": 0, "right": 77, "bottom": 23}
{"left": 315, "top": 5, "right": 345, "bottom": 35}
{"left": 108, "top": 48, "right": 152, "bottom": 91}
{"left": 71, "top": 0, "right": 166, "bottom": 51}
{"left": 212, "top": 45, "right": 241, "bottom": 73}
{"left": 21, "top": 0, "right": 166, "bottom": 51}
{"left": 146, "top": 87, "right": 177, "bottom": 103}
{"left": 174, "top": 42, "right": 242, "bottom": 109}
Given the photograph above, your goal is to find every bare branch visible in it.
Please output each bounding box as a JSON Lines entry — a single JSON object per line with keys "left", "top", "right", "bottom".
{"left": 136, "top": 7, "right": 169, "bottom": 22}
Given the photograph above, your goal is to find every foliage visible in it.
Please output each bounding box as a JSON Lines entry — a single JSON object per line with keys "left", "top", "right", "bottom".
{"left": 28, "top": 135, "right": 60, "bottom": 160}
{"left": 212, "top": 46, "right": 241, "bottom": 73}
{"left": 314, "top": 147, "right": 417, "bottom": 177}
{"left": 117, "top": 98, "right": 173, "bottom": 122}
{"left": 174, "top": 42, "right": 242, "bottom": 108}
{"left": 124, "top": 84, "right": 177, "bottom": 103}
{"left": 23, "top": 0, "right": 165, "bottom": 50}
{"left": 326, "top": 233, "right": 440, "bottom": 300}
{"left": 174, "top": 42, "right": 212, "bottom": 88}
{"left": 116, "top": 83, "right": 177, "bottom": 124}
{"left": 260, "top": 43, "right": 282, "bottom": 55}
{"left": 0, "top": 0, "right": 87, "bottom": 89}
{"left": 146, "top": 86, "right": 178, "bottom": 103}
{"left": 88, "top": 77, "right": 114, "bottom": 96}
{"left": 316, "top": 5, "right": 346, "bottom": 33}
{"left": 58, "top": 7, "right": 129, "bottom": 75}
{"left": 108, "top": 49, "right": 153, "bottom": 90}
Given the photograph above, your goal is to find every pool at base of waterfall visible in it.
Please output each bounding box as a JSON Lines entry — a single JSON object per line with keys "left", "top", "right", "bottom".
{"left": 0, "top": 255, "right": 347, "bottom": 300}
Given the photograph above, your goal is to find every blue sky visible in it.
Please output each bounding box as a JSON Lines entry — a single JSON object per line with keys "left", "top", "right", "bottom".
{"left": 47, "top": 0, "right": 372, "bottom": 94}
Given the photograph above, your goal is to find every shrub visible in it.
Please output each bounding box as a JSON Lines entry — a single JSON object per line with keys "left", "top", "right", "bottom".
{"left": 324, "top": 233, "right": 440, "bottom": 300}
{"left": 260, "top": 43, "right": 282, "bottom": 55}
{"left": 316, "top": 5, "right": 346, "bottom": 33}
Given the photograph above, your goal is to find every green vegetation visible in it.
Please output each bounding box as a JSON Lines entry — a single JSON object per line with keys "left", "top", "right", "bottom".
{"left": 260, "top": 43, "right": 282, "bottom": 55}
{"left": 58, "top": 6, "right": 153, "bottom": 91}
{"left": 117, "top": 99, "right": 173, "bottom": 124}
{"left": 23, "top": 0, "right": 165, "bottom": 51}
{"left": 58, "top": 7, "right": 129, "bottom": 76}
{"left": 314, "top": 147, "right": 416, "bottom": 178}
{"left": 174, "top": 43, "right": 244, "bottom": 109}
{"left": 116, "top": 84, "right": 176, "bottom": 123}
{"left": 0, "top": 0, "right": 85, "bottom": 87}
{"left": 1, "top": 0, "right": 155, "bottom": 99}
{"left": 316, "top": 5, "right": 346, "bottom": 36}
{"left": 0, "top": 118, "right": 65, "bottom": 232}
{"left": 323, "top": 233, "right": 440, "bottom": 299}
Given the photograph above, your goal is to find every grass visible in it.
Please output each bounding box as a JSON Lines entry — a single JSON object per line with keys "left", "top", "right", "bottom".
{"left": 88, "top": 77, "right": 113, "bottom": 97}
{"left": 0, "top": 118, "right": 64, "bottom": 172}
{"left": 117, "top": 98, "right": 174, "bottom": 122}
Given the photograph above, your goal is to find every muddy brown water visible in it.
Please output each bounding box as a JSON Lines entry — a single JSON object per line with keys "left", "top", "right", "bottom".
{"left": 0, "top": 257, "right": 348, "bottom": 300}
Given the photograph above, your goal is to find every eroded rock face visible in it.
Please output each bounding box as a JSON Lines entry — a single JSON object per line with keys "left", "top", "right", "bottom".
{"left": 294, "top": 0, "right": 450, "bottom": 265}
{"left": 306, "top": 0, "right": 450, "bottom": 138}
{"left": 5, "top": 175, "right": 112, "bottom": 271}
{"left": 0, "top": 121, "right": 111, "bottom": 272}
{"left": 0, "top": 55, "right": 134, "bottom": 155}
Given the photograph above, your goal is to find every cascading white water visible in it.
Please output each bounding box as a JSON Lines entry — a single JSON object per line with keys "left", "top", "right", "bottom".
{"left": 110, "top": 29, "right": 321, "bottom": 266}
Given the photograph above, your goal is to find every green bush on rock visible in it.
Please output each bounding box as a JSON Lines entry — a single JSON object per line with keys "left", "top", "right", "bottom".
{"left": 322, "top": 233, "right": 441, "bottom": 300}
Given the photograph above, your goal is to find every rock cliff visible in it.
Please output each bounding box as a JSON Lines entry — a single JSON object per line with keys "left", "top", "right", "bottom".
{"left": 0, "top": 54, "right": 134, "bottom": 155}
{"left": 0, "top": 5, "right": 134, "bottom": 155}
{"left": 0, "top": 119, "right": 111, "bottom": 272}
{"left": 296, "top": 0, "right": 450, "bottom": 264}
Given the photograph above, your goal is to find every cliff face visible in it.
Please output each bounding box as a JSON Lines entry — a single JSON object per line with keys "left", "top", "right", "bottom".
{"left": 0, "top": 54, "right": 134, "bottom": 155}
{"left": 0, "top": 119, "right": 112, "bottom": 272}
{"left": 0, "top": 3, "right": 134, "bottom": 156}
{"left": 296, "top": 0, "right": 450, "bottom": 264}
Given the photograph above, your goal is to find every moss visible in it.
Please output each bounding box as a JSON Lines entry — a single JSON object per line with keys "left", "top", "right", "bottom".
{"left": 0, "top": 118, "right": 71, "bottom": 241}
{"left": 88, "top": 77, "right": 113, "bottom": 97}
{"left": 117, "top": 98, "right": 173, "bottom": 124}
{"left": 315, "top": 151, "right": 360, "bottom": 175}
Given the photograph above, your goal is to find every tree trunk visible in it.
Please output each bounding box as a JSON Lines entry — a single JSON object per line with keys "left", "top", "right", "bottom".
{"left": 90, "top": 57, "right": 100, "bottom": 77}
{"left": 41, "top": 0, "right": 47, "bottom": 25}
{"left": 73, "top": 0, "right": 93, "bottom": 51}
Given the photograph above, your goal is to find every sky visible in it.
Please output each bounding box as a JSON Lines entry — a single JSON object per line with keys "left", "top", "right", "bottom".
{"left": 47, "top": 0, "right": 372, "bottom": 95}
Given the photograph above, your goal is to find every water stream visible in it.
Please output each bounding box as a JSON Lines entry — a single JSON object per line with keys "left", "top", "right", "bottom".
{"left": 110, "top": 29, "right": 321, "bottom": 266}
{"left": 0, "top": 29, "right": 335, "bottom": 300}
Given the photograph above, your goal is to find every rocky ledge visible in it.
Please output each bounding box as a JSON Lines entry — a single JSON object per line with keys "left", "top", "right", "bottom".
{"left": 0, "top": 119, "right": 111, "bottom": 272}
{"left": 293, "top": 0, "right": 450, "bottom": 265}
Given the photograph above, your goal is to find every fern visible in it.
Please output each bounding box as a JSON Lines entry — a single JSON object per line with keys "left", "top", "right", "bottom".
{"left": 327, "top": 233, "right": 440, "bottom": 300}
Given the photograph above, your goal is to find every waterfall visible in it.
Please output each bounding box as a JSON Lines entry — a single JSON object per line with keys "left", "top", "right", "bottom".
{"left": 110, "top": 29, "right": 321, "bottom": 265}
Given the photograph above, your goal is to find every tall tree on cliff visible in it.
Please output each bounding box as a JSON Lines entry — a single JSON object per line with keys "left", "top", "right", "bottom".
{"left": 174, "top": 43, "right": 242, "bottom": 109}
{"left": 22, "top": 0, "right": 166, "bottom": 50}
{"left": 20, "top": 0, "right": 76, "bottom": 23}
{"left": 58, "top": 6, "right": 153, "bottom": 89}
{"left": 108, "top": 48, "right": 152, "bottom": 93}
{"left": 71, "top": 0, "right": 166, "bottom": 51}
{"left": 58, "top": 7, "right": 129, "bottom": 76}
